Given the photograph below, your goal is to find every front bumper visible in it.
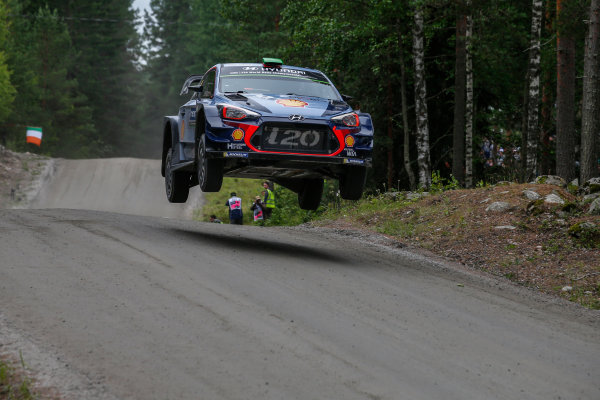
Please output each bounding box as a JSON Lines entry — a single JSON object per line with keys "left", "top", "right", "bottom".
{"left": 212, "top": 150, "right": 372, "bottom": 167}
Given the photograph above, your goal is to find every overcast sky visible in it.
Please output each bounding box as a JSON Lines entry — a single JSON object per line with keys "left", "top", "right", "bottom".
{"left": 133, "top": 0, "right": 151, "bottom": 13}
{"left": 133, "top": 0, "right": 151, "bottom": 35}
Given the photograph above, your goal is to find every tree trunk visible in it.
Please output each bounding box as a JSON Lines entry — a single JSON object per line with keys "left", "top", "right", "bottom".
{"left": 540, "top": 0, "right": 554, "bottom": 175}
{"left": 398, "top": 30, "right": 416, "bottom": 190}
{"left": 412, "top": 5, "right": 432, "bottom": 189}
{"left": 525, "top": 0, "right": 543, "bottom": 182}
{"left": 452, "top": 13, "right": 467, "bottom": 185}
{"left": 521, "top": 70, "right": 529, "bottom": 178}
{"left": 465, "top": 13, "right": 474, "bottom": 188}
{"left": 581, "top": 0, "right": 600, "bottom": 182}
{"left": 556, "top": 0, "right": 577, "bottom": 182}
{"left": 386, "top": 76, "right": 395, "bottom": 190}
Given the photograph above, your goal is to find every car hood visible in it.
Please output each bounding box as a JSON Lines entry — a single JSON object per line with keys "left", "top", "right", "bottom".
{"left": 233, "top": 93, "right": 351, "bottom": 119}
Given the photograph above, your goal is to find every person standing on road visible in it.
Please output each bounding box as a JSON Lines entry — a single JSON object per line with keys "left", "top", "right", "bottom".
{"left": 250, "top": 196, "right": 264, "bottom": 223}
{"left": 262, "top": 181, "right": 275, "bottom": 219}
{"left": 225, "top": 192, "right": 243, "bottom": 225}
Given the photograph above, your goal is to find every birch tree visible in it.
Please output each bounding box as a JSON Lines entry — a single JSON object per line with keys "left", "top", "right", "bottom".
{"left": 452, "top": 11, "right": 467, "bottom": 185}
{"left": 412, "top": 3, "right": 432, "bottom": 188}
{"left": 465, "top": 12, "right": 474, "bottom": 188}
{"left": 581, "top": 0, "right": 600, "bottom": 182}
{"left": 525, "top": 0, "right": 544, "bottom": 182}
{"left": 399, "top": 31, "right": 416, "bottom": 190}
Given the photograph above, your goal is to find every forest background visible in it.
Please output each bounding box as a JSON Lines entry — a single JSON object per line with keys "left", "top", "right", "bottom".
{"left": 0, "top": 0, "right": 598, "bottom": 193}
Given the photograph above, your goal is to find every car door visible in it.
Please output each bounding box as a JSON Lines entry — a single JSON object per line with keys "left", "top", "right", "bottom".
{"left": 196, "top": 67, "right": 216, "bottom": 133}
{"left": 178, "top": 95, "right": 197, "bottom": 145}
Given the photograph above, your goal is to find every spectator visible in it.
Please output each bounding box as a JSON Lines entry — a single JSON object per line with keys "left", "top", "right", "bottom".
{"left": 209, "top": 214, "right": 223, "bottom": 224}
{"left": 225, "top": 192, "right": 243, "bottom": 225}
{"left": 250, "top": 196, "right": 264, "bottom": 223}
{"left": 262, "top": 181, "right": 275, "bottom": 219}
{"left": 482, "top": 138, "right": 491, "bottom": 160}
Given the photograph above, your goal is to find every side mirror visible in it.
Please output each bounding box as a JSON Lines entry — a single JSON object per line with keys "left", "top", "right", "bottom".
{"left": 189, "top": 85, "right": 203, "bottom": 93}
{"left": 341, "top": 94, "right": 353, "bottom": 102}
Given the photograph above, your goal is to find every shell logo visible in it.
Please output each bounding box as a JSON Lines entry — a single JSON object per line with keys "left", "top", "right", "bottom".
{"left": 276, "top": 99, "right": 308, "bottom": 108}
{"left": 345, "top": 135, "right": 355, "bottom": 147}
{"left": 232, "top": 128, "right": 245, "bottom": 141}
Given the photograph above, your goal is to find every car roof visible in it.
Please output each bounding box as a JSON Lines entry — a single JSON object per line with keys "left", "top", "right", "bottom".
{"left": 218, "top": 62, "right": 324, "bottom": 75}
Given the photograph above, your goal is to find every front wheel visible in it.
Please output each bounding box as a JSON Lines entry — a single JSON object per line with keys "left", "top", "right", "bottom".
{"left": 339, "top": 165, "right": 366, "bottom": 200}
{"left": 165, "top": 148, "right": 190, "bottom": 203}
{"left": 298, "top": 178, "right": 323, "bottom": 210}
{"left": 197, "top": 134, "right": 224, "bottom": 192}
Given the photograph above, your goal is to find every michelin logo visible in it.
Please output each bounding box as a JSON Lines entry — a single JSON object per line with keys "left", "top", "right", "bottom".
{"left": 344, "top": 158, "right": 365, "bottom": 165}
{"left": 224, "top": 152, "right": 249, "bottom": 158}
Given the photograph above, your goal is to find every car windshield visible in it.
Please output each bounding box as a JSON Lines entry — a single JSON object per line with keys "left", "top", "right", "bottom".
{"left": 219, "top": 65, "right": 340, "bottom": 100}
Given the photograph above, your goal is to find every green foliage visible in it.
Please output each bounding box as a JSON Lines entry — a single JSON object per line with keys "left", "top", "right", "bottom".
{"left": 2, "top": 0, "right": 142, "bottom": 157}
{"left": 198, "top": 178, "right": 343, "bottom": 226}
{"left": 0, "top": 354, "right": 36, "bottom": 400}
{"left": 430, "top": 170, "right": 460, "bottom": 193}
{"left": 0, "top": 0, "right": 16, "bottom": 123}
{"left": 263, "top": 184, "right": 321, "bottom": 226}
{"left": 568, "top": 222, "right": 600, "bottom": 249}
{"left": 0, "top": 0, "right": 592, "bottom": 187}
{"left": 3, "top": 4, "right": 97, "bottom": 157}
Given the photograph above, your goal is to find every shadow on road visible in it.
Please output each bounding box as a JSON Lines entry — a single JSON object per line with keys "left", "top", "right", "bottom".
{"left": 169, "top": 227, "right": 353, "bottom": 265}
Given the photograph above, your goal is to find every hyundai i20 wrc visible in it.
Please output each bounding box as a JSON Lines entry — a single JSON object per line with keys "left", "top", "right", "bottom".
{"left": 161, "top": 58, "right": 373, "bottom": 210}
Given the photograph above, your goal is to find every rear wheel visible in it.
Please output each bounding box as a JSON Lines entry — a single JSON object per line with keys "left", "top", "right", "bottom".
{"left": 165, "top": 148, "right": 190, "bottom": 203}
{"left": 298, "top": 178, "right": 324, "bottom": 210}
{"left": 339, "top": 165, "right": 367, "bottom": 200}
{"left": 197, "top": 134, "right": 224, "bottom": 192}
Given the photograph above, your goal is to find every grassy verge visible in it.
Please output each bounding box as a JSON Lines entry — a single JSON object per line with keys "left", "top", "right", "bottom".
{"left": 0, "top": 353, "right": 36, "bottom": 400}
{"left": 196, "top": 178, "right": 340, "bottom": 226}
{"left": 312, "top": 184, "right": 600, "bottom": 309}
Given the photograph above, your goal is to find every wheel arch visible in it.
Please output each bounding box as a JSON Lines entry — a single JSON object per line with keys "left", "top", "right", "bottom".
{"left": 161, "top": 116, "right": 180, "bottom": 177}
{"left": 194, "top": 104, "right": 207, "bottom": 148}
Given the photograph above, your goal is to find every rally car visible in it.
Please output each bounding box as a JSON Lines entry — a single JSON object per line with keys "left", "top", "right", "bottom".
{"left": 161, "top": 58, "right": 373, "bottom": 210}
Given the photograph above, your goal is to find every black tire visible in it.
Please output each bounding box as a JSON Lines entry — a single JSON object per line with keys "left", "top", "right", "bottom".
{"left": 165, "top": 148, "right": 190, "bottom": 203}
{"left": 197, "top": 134, "right": 224, "bottom": 192}
{"left": 339, "top": 165, "right": 367, "bottom": 200}
{"left": 298, "top": 178, "right": 324, "bottom": 210}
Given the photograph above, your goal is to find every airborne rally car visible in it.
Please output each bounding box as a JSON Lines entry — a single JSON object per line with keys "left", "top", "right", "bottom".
{"left": 161, "top": 58, "right": 373, "bottom": 210}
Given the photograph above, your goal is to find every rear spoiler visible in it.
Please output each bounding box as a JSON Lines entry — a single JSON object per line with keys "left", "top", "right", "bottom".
{"left": 180, "top": 74, "right": 204, "bottom": 95}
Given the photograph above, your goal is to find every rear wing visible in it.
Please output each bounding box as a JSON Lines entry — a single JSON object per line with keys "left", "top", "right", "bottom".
{"left": 180, "top": 74, "right": 204, "bottom": 95}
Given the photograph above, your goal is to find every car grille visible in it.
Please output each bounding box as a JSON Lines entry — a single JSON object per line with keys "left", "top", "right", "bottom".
{"left": 251, "top": 123, "right": 339, "bottom": 154}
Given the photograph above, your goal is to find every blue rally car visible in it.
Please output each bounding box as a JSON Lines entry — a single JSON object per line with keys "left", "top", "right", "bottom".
{"left": 161, "top": 58, "right": 373, "bottom": 210}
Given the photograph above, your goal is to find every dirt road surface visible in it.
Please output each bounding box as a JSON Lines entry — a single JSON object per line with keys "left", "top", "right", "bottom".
{"left": 1, "top": 158, "right": 599, "bottom": 399}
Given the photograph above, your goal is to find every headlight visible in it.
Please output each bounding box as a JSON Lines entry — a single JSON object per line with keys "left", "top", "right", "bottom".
{"left": 217, "top": 104, "right": 260, "bottom": 120}
{"left": 332, "top": 112, "right": 360, "bottom": 127}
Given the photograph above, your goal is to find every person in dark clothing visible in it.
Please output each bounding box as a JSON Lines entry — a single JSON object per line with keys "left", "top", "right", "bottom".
{"left": 225, "top": 192, "right": 243, "bottom": 225}
{"left": 209, "top": 214, "right": 223, "bottom": 223}
{"left": 250, "top": 196, "right": 264, "bottom": 223}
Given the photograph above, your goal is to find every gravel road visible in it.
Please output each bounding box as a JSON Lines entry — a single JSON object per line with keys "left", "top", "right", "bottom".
{"left": 1, "top": 158, "right": 599, "bottom": 399}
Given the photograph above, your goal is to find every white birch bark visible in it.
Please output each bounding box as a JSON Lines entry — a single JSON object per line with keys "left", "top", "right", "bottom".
{"left": 399, "top": 32, "right": 416, "bottom": 190}
{"left": 465, "top": 12, "right": 474, "bottom": 188}
{"left": 581, "top": 0, "right": 600, "bottom": 182}
{"left": 412, "top": 4, "right": 432, "bottom": 188}
{"left": 525, "top": 0, "right": 543, "bottom": 182}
